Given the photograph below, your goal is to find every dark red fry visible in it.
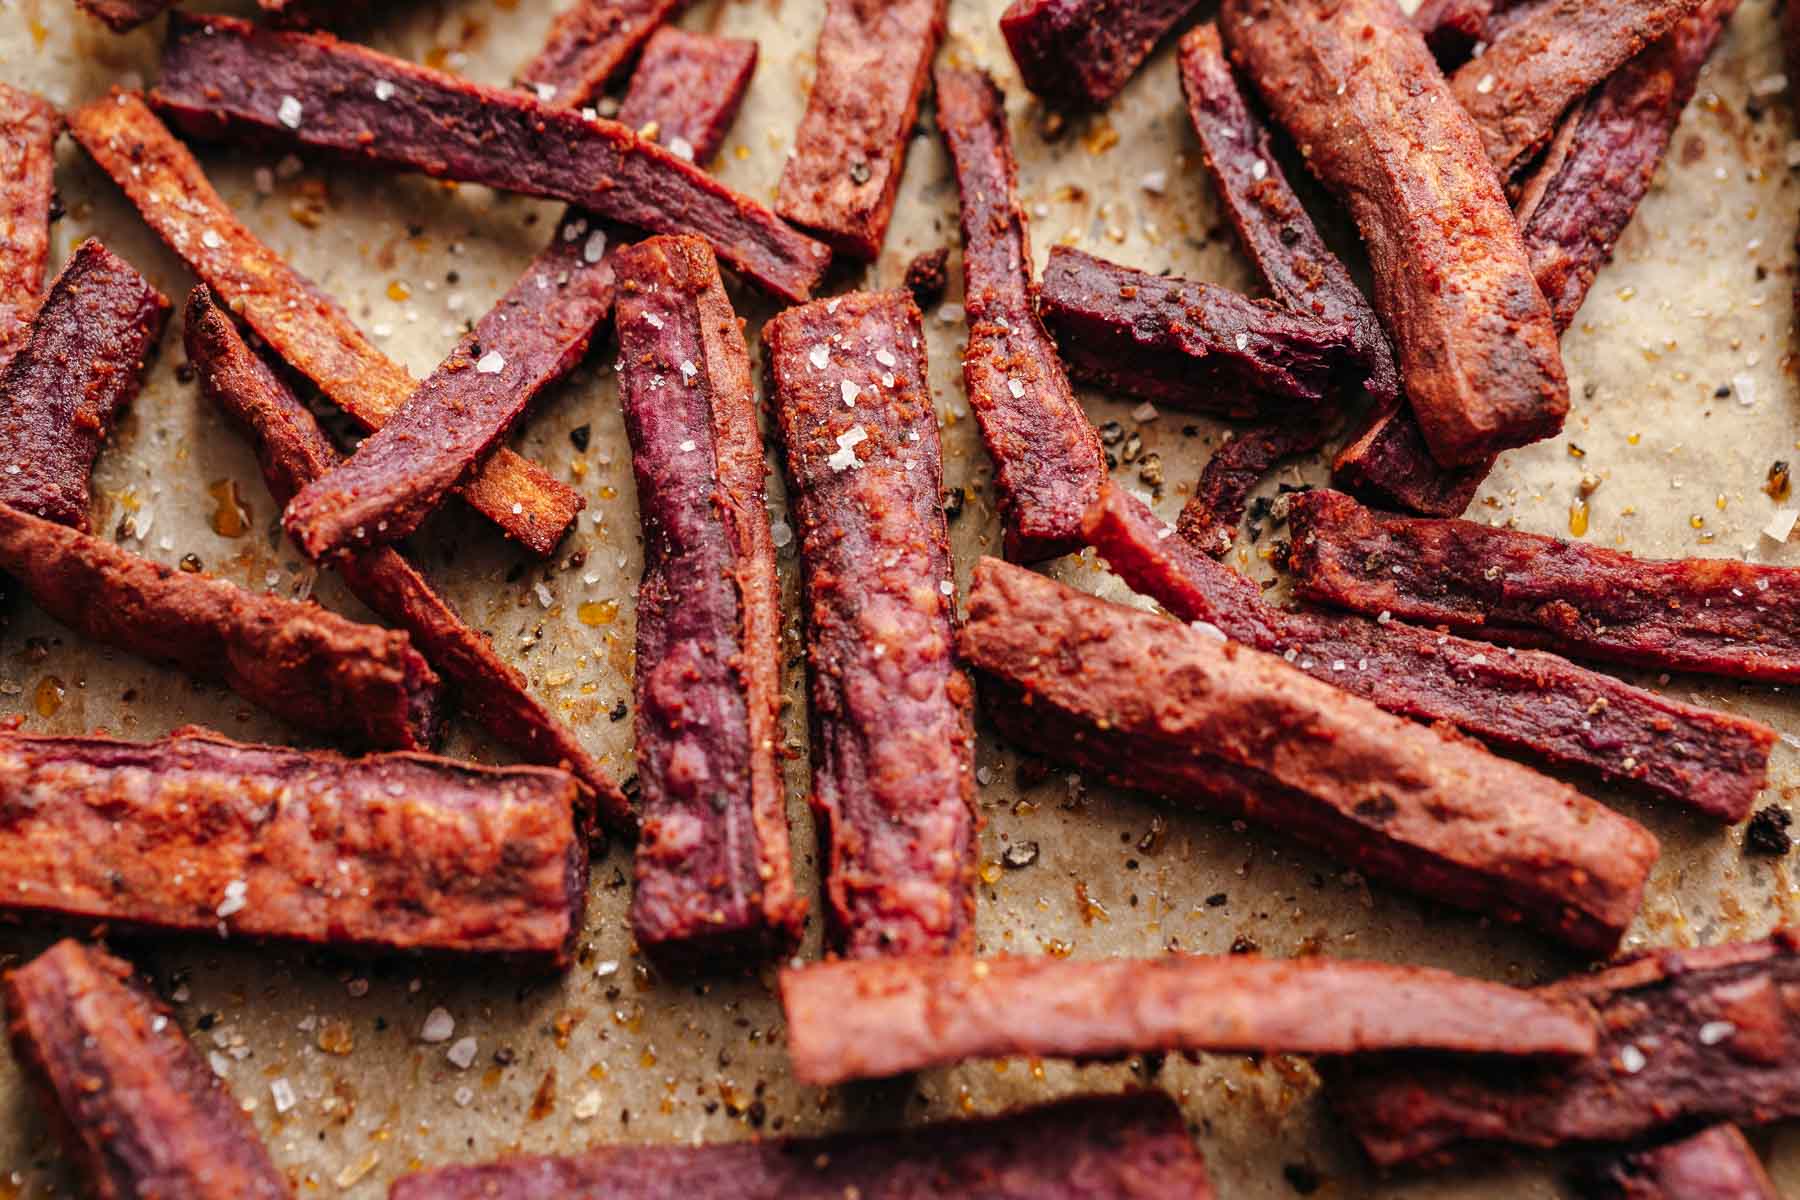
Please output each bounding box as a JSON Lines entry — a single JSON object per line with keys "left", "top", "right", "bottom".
{"left": 1331, "top": 932, "right": 1800, "bottom": 1168}
{"left": 1286, "top": 487, "right": 1800, "bottom": 685}
{"left": 1036, "top": 245, "right": 1362, "bottom": 417}
{"left": 781, "top": 953, "right": 1598, "bottom": 1086}
{"left": 0, "top": 84, "right": 59, "bottom": 369}
{"left": 1176, "top": 23, "right": 1398, "bottom": 406}
{"left": 0, "top": 240, "right": 169, "bottom": 530}
{"left": 68, "top": 92, "right": 582, "bottom": 556}
{"left": 517, "top": 0, "right": 688, "bottom": 110}
{"left": 1573, "top": 1126, "right": 1780, "bottom": 1200}
{"left": 616, "top": 27, "right": 758, "bottom": 166}
{"left": 387, "top": 1092, "right": 1216, "bottom": 1200}
{"left": 775, "top": 0, "right": 944, "bottom": 260}
{"left": 283, "top": 221, "right": 616, "bottom": 561}
{"left": 150, "top": 15, "right": 830, "bottom": 303}
{"left": 1222, "top": 0, "right": 1569, "bottom": 468}
{"left": 1450, "top": 0, "right": 1702, "bottom": 180}
{"left": 767, "top": 290, "right": 977, "bottom": 958}
{"left": 1081, "top": 483, "right": 1774, "bottom": 822}
{"left": 1000, "top": 0, "right": 1205, "bottom": 109}
{"left": 1332, "top": 398, "right": 1491, "bottom": 518}
{"left": 73, "top": 0, "right": 173, "bottom": 31}
{"left": 934, "top": 65, "right": 1107, "bottom": 562}
{"left": 6, "top": 940, "right": 290, "bottom": 1200}
{"left": 0, "top": 500, "right": 442, "bottom": 750}
{"left": 961, "top": 556, "right": 1657, "bottom": 955}
{"left": 1178, "top": 424, "right": 1325, "bottom": 557}
{"left": 1516, "top": 0, "right": 1740, "bottom": 332}
{"left": 184, "top": 286, "right": 629, "bottom": 831}
{"left": 613, "top": 235, "right": 802, "bottom": 968}
{"left": 0, "top": 728, "right": 586, "bottom": 965}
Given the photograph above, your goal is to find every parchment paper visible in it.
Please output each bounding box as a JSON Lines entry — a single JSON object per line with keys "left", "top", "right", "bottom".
{"left": 0, "top": 0, "right": 1796, "bottom": 1195}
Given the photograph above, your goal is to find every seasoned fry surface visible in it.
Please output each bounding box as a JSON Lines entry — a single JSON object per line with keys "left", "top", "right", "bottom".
{"left": 616, "top": 236, "right": 802, "bottom": 966}
{"left": 1450, "top": 0, "right": 1702, "bottom": 179}
{"left": 0, "top": 239, "right": 169, "bottom": 530}
{"left": 1085, "top": 484, "right": 1773, "bottom": 821}
{"left": 616, "top": 28, "right": 758, "bottom": 165}
{"left": 961, "top": 556, "right": 1658, "bottom": 954}
{"left": 0, "top": 501, "right": 443, "bottom": 750}
{"left": 68, "top": 91, "right": 583, "bottom": 555}
{"left": 775, "top": 0, "right": 945, "bottom": 259}
{"left": 1222, "top": 0, "right": 1569, "bottom": 467}
{"left": 0, "top": 83, "right": 58, "bottom": 368}
{"left": 1333, "top": 934, "right": 1800, "bottom": 1167}
{"left": 6, "top": 940, "right": 291, "bottom": 1199}
{"left": 0, "top": 730, "right": 586, "bottom": 964}
{"left": 184, "top": 286, "right": 629, "bottom": 828}
{"left": 934, "top": 64, "right": 1105, "bottom": 561}
{"left": 768, "top": 290, "right": 977, "bottom": 958}
{"left": 781, "top": 953, "right": 1597, "bottom": 1085}
{"left": 1288, "top": 488, "right": 1800, "bottom": 684}
{"left": 149, "top": 14, "right": 830, "bottom": 301}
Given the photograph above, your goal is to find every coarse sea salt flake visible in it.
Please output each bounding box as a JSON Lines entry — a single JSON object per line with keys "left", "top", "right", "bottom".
{"left": 875, "top": 348, "right": 897, "bottom": 368}
{"left": 216, "top": 879, "right": 248, "bottom": 919}
{"left": 841, "top": 379, "right": 861, "bottom": 407}
{"left": 827, "top": 425, "right": 868, "bottom": 472}
{"left": 446, "top": 1037, "right": 478, "bottom": 1068}
{"left": 809, "top": 344, "right": 829, "bottom": 369}
{"left": 583, "top": 231, "right": 607, "bottom": 263}
{"left": 1764, "top": 508, "right": 1798, "bottom": 543}
{"left": 419, "top": 1007, "right": 455, "bottom": 1043}
{"left": 277, "top": 96, "right": 303, "bottom": 129}
{"left": 271, "top": 1078, "right": 297, "bottom": 1113}
{"left": 1007, "top": 378, "right": 1026, "bottom": 399}
{"left": 669, "top": 136, "right": 695, "bottom": 162}
{"left": 476, "top": 351, "right": 506, "bottom": 374}
{"left": 374, "top": 80, "right": 397, "bottom": 102}
{"left": 1699, "top": 1020, "right": 1736, "bottom": 1045}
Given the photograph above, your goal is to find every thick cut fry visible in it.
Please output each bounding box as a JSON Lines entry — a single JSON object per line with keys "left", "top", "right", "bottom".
{"left": 1222, "top": 0, "right": 1569, "bottom": 467}
{"left": 6, "top": 941, "right": 290, "bottom": 1199}
{"left": 1176, "top": 23, "right": 1397, "bottom": 405}
{"left": 0, "top": 729, "right": 587, "bottom": 966}
{"left": 781, "top": 953, "right": 1598, "bottom": 1085}
{"left": 389, "top": 1093, "right": 1215, "bottom": 1199}
{"left": 0, "top": 84, "right": 59, "bottom": 368}
{"left": 1332, "top": 398, "right": 1491, "bottom": 518}
{"left": 616, "top": 28, "right": 758, "bottom": 165}
{"left": 1037, "top": 246, "right": 1362, "bottom": 417}
{"left": 1450, "top": 0, "right": 1702, "bottom": 179}
{"left": 1083, "top": 484, "right": 1774, "bottom": 821}
{"left": 962, "top": 556, "right": 1658, "bottom": 954}
{"left": 934, "top": 65, "right": 1106, "bottom": 562}
{"left": 767, "top": 291, "right": 977, "bottom": 958}
{"left": 1001, "top": 0, "right": 1205, "bottom": 108}
{"left": 518, "top": 0, "right": 688, "bottom": 110}
{"left": 1332, "top": 933, "right": 1800, "bottom": 1167}
{"left": 0, "top": 240, "right": 169, "bottom": 529}
{"left": 184, "top": 286, "right": 628, "bottom": 830}
{"left": 1516, "top": 0, "right": 1740, "bottom": 331}
{"left": 282, "top": 220, "right": 615, "bottom": 561}
{"left": 775, "top": 0, "right": 945, "bottom": 260}
{"left": 614, "top": 236, "right": 803, "bottom": 967}
{"left": 68, "top": 92, "right": 582, "bottom": 555}
{"left": 149, "top": 15, "right": 830, "bottom": 301}
{"left": 0, "top": 501, "right": 442, "bottom": 750}
{"left": 1287, "top": 488, "right": 1800, "bottom": 685}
